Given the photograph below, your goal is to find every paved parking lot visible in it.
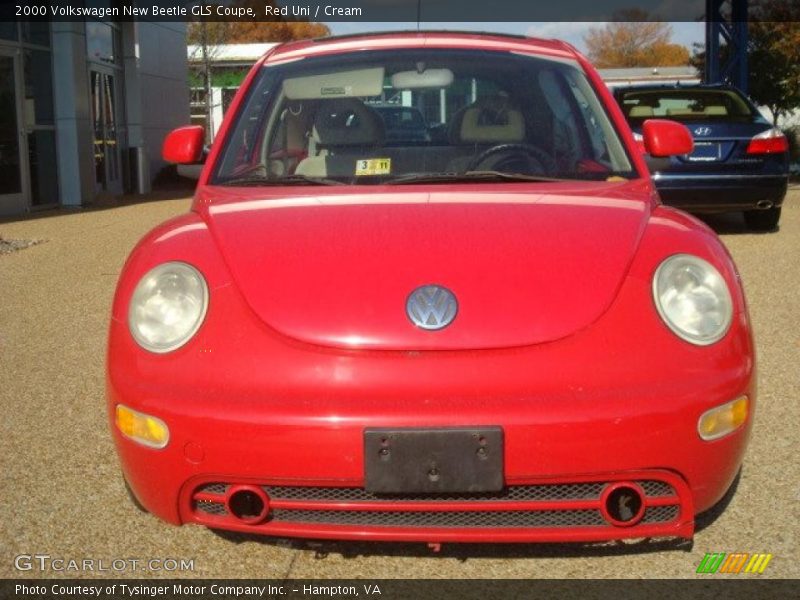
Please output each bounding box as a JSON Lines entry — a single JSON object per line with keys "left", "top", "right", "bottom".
{"left": 1, "top": 189, "right": 798, "bottom": 579}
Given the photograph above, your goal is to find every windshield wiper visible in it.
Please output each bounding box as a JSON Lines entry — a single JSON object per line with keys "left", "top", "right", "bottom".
{"left": 387, "top": 171, "right": 567, "bottom": 185}
{"left": 219, "top": 174, "right": 344, "bottom": 186}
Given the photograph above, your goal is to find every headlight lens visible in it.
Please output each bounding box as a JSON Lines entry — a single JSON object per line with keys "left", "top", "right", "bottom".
{"left": 653, "top": 254, "right": 733, "bottom": 345}
{"left": 128, "top": 262, "right": 208, "bottom": 353}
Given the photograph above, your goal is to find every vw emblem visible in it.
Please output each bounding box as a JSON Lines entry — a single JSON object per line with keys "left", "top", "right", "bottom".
{"left": 694, "top": 126, "right": 711, "bottom": 136}
{"left": 406, "top": 285, "right": 458, "bottom": 330}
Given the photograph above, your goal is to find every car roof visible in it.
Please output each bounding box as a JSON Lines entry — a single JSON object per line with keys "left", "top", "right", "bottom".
{"left": 263, "top": 31, "right": 579, "bottom": 64}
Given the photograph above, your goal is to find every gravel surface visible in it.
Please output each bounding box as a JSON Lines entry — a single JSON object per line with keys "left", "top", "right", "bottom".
{"left": 0, "top": 237, "right": 44, "bottom": 255}
{"left": 1, "top": 191, "right": 798, "bottom": 579}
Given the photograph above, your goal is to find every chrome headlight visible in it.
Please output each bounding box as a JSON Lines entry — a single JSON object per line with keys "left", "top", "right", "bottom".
{"left": 128, "top": 262, "right": 208, "bottom": 353}
{"left": 653, "top": 254, "right": 733, "bottom": 345}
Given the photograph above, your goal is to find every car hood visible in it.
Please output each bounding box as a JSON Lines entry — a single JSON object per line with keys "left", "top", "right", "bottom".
{"left": 202, "top": 182, "right": 651, "bottom": 350}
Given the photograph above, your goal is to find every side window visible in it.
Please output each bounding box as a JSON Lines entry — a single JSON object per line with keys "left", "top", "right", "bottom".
{"left": 216, "top": 75, "right": 276, "bottom": 179}
{"left": 566, "top": 79, "right": 609, "bottom": 162}
{"left": 537, "top": 70, "right": 587, "bottom": 169}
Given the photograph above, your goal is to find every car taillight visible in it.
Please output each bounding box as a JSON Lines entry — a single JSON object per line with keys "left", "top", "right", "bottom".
{"left": 746, "top": 128, "right": 788, "bottom": 154}
{"left": 632, "top": 132, "right": 646, "bottom": 154}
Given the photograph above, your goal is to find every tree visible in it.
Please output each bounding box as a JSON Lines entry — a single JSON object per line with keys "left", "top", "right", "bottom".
{"left": 187, "top": 21, "right": 230, "bottom": 144}
{"left": 217, "top": 22, "right": 331, "bottom": 44}
{"left": 584, "top": 10, "right": 690, "bottom": 68}
{"left": 186, "top": 2, "right": 330, "bottom": 142}
{"left": 186, "top": 22, "right": 330, "bottom": 47}
{"left": 186, "top": 0, "right": 330, "bottom": 46}
{"left": 690, "top": 0, "right": 800, "bottom": 124}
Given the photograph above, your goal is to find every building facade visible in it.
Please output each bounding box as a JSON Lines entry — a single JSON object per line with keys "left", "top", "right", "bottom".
{"left": 0, "top": 20, "right": 189, "bottom": 217}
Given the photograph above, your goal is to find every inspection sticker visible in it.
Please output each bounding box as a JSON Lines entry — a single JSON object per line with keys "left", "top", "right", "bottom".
{"left": 355, "top": 158, "right": 391, "bottom": 176}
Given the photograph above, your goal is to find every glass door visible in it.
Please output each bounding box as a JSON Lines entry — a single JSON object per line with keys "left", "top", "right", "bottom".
{"left": 0, "top": 48, "right": 29, "bottom": 215}
{"left": 90, "top": 68, "right": 122, "bottom": 194}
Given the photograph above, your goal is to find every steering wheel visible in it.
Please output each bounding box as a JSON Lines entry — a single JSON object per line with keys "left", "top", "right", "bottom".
{"left": 466, "top": 143, "right": 556, "bottom": 176}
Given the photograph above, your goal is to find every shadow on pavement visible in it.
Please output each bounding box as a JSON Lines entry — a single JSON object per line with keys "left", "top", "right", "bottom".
{"left": 695, "top": 212, "right": 752, "bottom": 235}
{"left": 694, "top": 468, "right": 742, "bottom": 534}
{"left": 210, "top": 530, "right": 692, "bottom": 559}
{"left": 0, "top": 179, "right": 195, "bottom": 226}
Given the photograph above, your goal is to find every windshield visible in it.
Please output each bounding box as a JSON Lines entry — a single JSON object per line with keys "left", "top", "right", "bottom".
{"left": 619, "top": 88, "right": 757, "bottom": 123}
{"left": 213, "top": 49, "right": 635, "bottom": 186}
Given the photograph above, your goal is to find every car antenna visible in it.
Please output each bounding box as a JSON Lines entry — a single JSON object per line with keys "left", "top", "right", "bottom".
{"left": 417, "top": 0, "right": 422, "bottom": 31}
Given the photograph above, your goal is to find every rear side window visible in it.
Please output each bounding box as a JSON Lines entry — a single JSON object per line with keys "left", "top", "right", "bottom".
{"left": 619, "top": 89, "right": 756, "bottom": 122}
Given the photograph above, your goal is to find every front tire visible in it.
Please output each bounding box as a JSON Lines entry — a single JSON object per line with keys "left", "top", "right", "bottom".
{"left": 744, "top": 206, "right": 781, "bottom": 232}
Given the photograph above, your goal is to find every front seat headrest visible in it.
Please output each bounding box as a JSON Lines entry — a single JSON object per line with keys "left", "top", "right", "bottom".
{"left": 449, "top": 95, "right": 525, "bottom": 144}
{"left": 313, "top": 99, "right": 385, "bottom": 148}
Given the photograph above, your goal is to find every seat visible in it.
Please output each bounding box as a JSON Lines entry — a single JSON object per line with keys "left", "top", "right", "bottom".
{"left": 666, "top": 108, "right": 694, "bottom": 116}
{"left": 448, "top": 95, "right": 526, "bottom": 145}
{"left": 295, "top": 99, "right": 385, "bottom": 177}
{"left": 704, "top": 105, "right": 728, "bottom": 116}
{"left": 445, "top": 96, "right": 526, "bottom": 172}
{"left": 269, "top": 103, "right": 313, "bottom": 177}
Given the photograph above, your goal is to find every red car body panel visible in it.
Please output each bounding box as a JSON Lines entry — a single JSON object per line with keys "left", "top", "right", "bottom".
{"left": 108, "top": 32, "right": 755, "bottom": 544}
{"left": 203, "top": 182, "right": 650, "bottom": 350}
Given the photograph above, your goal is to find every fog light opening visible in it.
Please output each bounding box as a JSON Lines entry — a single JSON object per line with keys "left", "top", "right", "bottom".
{"left": 601, "top": 483, "right": 645, "bottom": 527}
{"left": 226, "top": 486, "right": 269, "bottom": 524}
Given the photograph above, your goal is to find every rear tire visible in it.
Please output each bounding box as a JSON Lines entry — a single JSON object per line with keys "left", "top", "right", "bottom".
{"left": 744, "top": 206, "right": 781, "bottom": 232}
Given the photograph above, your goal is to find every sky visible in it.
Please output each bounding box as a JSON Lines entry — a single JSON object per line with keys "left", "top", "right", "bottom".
{"left": 324, "top": 22, "right": 706, "bottom": 54}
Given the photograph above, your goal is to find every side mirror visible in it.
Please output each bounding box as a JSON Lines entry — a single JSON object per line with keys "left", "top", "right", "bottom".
{"left": 641, "top": 119, "right": 694, "bottom": 157}
{"left": 162, "top": 126, "right": 205, "bottom": 164}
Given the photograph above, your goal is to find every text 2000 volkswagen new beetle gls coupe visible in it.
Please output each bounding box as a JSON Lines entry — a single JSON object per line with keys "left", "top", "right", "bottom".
{"left": 108, "top": 32, "right": 754, "bottom": 544}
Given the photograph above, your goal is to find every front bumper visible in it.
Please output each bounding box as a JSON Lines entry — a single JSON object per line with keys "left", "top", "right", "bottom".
{"left": 108, "top": 267, "right": 754, "bottom": 544}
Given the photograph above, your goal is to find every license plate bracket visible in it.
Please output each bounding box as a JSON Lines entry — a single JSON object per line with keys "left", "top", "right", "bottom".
{"left": 364, "top": 427, "right": 504, "bottom": 493}
{"left": 687, "top": 141, "right": 721, "bottom": 162}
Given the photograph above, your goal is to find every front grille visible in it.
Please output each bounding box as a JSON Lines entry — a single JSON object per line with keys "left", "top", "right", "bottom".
{"left": 270, "top": 509, "right": 606, "bottom": 528}
{"left": 262, "top": 482, "right": 606, "bottom": 503}
{"left": 191, "top": 477, "right": 682, "bottom": 532}
{"left": 640, "top": 481, "right": 674, "bottom": 497}
{"left": 198, "top": 481, "right": 674, "bottom": 503}
{"left": 201, "top": 483, "right": 228, "bottom": 495}
{"left": 642, "top": 505, "right": 680, "bottom": 523}
{"left": 196, "top": 500, "right": 228, "bottom": 516}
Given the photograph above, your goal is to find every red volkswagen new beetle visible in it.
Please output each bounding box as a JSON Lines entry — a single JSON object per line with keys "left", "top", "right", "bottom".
{"left": 108, "top": 32, "right": 755, "bottom": 544}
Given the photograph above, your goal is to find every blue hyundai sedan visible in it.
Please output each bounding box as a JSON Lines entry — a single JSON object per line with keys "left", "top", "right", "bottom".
{"left": 615, "top": 84, "right": 789, "bottom": 231}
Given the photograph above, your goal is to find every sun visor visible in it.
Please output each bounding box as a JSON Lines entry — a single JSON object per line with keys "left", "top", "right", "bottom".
{"left": 283, "top": 68, "right": 385, "bottom": 100}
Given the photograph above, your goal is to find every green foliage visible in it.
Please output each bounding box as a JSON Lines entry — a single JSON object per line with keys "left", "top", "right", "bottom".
{"left": 188, "top": 68, "right": 248, "bottom": 90}
{"left": 212, "top": 69, "right": 249, "bottom": 89}
{"left": 782, "top": 126, "right": 799, "bottom": 161}
{"left": 691, "top": 0, "right": 800, "bottom": 124}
